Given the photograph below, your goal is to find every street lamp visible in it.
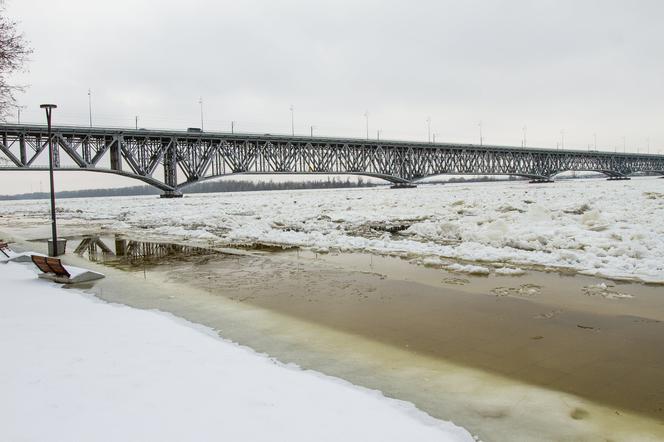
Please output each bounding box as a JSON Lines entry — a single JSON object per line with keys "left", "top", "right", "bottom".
{"left": 199, "top": 97, "right": 204, "bottom": 131}
{"left": 522, "top": 125, "right": 527, "bottom": 147}
{"left": 593, "top": 133, "right": 597, "bottom": 150}
{"left": 17, "top": 105, "right": 26, "bottom": 124}
{"left": 364, "top": 110, "right": 369, "bottom": 140}
{"left": 290, "top": 105, "right": 294, "bottom": 136}
{"left": 426, "top": 117, "right": 431, "bottom": 143}
{"left": 40, "top": 103, "right": 62, "bottom": 257}
{"left": 88, "top": 89, "right": 92, "bottom": 127}
{"left": 478, "top": 121, "right": 483, "bottom": 146}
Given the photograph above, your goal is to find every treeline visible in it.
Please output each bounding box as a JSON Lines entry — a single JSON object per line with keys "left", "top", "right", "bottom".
{"left": 0, "top": 177, "right": 379, "bottom": 200}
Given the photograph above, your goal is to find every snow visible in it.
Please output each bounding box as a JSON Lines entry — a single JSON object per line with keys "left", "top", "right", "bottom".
{"left": 445, "top": 263, "right": 491, "bottom": 275}
{"left": 494, "top": 267, "right": 526, "bottom": 276}
{"left": 0, "top": 261, "right": 473, "bottom": 442}
{"left": 1, "top": 177, "right": 663, "bottom": 283}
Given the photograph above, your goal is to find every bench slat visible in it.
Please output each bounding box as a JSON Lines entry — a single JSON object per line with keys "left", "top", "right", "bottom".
{"left": 31, "top": 255, "right": 71, "bottom": 278}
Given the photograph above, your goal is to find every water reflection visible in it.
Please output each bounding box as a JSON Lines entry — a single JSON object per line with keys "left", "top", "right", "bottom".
{"left": 73, "top": 235, "right": 220, "bottom": 268}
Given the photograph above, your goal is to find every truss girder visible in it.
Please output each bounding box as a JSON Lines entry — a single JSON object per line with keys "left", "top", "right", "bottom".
{"left": 1, "top": 124, "right": 664, "bottom": 192}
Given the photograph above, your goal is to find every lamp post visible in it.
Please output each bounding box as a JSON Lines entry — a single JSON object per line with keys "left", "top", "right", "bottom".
{"left": 426, "top": 117, "right": 431, "bottom": 143}
{"left": 88, "top": 89, "right": 92, "bottom": 127}
{"left": 522, "top": 125, "right": 527, "bottom": 147}
{"left": 364, "top": 111, "right": 369, "bottom": 140}
{"left": 478, "top": 121, "right": 483, "bottom": 146}
{"left": 199, "top": 97, "right": 204, "bottom": 131}
{"left": 40, "top": 103, "right": 60, "bottom": 256}
{"left": 593, "top": 133, "right": 597, "bottom": 150}
{"left": 290, "top": 105, "right": 294, "bottom": 136}
{"left": 17, "top": 105, "right": 26, "bottom": 124}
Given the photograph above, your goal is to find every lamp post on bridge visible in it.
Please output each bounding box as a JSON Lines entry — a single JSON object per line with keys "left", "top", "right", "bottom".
{"left": 88, "top": 89, "right": 92, "bottom": 127}
{"left": 40, "top": 103, "right": 63, "bottom": 257}
{"left": 522, "top": 125, "right": 527, "bottom": 148}
{"left": 364, "top": 111, "right": 369, "bottom": 140}
{"left": 426, "top": 117, "right": 431, "bottom": 143}
{"left": 17, "top": 105, "right": 26, "bottom": 124}
{"left": 290, "top": 105, "right": 295, "bottom": 136}
{"left": 199, "top": 97, "right": 204, "bottom": 131}
{"left": 593, "top": 133, "right": 597, "bottom": 150}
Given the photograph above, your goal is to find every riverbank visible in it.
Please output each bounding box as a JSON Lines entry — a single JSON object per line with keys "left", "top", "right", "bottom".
{"left": 0, "top": 260, "right": 473, "bottom": 441}
{"left": 3, "top": 228, "right": 663, "bottom": 441}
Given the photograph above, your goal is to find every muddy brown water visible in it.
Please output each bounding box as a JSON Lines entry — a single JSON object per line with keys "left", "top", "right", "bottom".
{"left": 4, "top": 227, "right": 664, "bottom": 441}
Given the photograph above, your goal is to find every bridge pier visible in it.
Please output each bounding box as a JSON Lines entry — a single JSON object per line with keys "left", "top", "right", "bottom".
{"left": 390, "top": 183, "right": 417, "bottom": 189}
{"left": 160, "top": 190, "right": 184, "bottom": 198}
{"left": 607, "top": 176, "right": 631, "bottom": 181}
{"left": 529, "top": 178, "right": 554, "bottom": 184}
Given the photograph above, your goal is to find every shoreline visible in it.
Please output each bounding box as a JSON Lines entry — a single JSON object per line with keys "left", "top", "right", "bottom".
{"left": 0, "top": 260, "right": 474, "bottom": 441}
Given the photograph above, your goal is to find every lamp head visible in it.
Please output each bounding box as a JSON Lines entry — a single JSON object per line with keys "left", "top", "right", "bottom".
{"left": 40, "top": 104, "right": 57, "bottom": 109}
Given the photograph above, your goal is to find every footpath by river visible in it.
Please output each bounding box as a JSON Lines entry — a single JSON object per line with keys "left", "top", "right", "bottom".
{"left": 2, "top": 222, "right": 664, "bottom": 441}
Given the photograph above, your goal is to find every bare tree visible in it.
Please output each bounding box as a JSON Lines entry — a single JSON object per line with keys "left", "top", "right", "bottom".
{"left": 0, "top": 1, "right": 31, "bottom": 119}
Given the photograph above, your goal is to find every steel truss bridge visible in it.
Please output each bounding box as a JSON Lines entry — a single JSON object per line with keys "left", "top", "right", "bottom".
{"left": 1, "top": 124, "right": 663, "bottom": 197}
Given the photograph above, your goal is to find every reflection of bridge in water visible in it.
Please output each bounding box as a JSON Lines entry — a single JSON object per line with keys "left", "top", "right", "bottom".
{"left": 2, "top": 124, "right": 663, "bottom": 198}
{"left": 74, "top": 236, "right": 216, "bottom": 264}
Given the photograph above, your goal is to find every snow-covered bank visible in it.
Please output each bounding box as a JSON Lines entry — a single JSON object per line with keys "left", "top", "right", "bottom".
{"left": 0, "top": 262, "right": 472, "bottom": 441}
{"left": 2, "top": 177, "right": 663, "bottom": 283}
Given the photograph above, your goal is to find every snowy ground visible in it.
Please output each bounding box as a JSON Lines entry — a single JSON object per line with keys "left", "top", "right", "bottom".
{"left": 0, "top": 261, "right": 472, "bottom": 441}
{"left": 1, "top": 177, "right": 663, "bottom": 283}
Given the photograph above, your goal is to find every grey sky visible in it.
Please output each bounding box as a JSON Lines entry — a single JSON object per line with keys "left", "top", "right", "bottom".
{"left": 2, "top": 0, "right": 663, "bottom": 193}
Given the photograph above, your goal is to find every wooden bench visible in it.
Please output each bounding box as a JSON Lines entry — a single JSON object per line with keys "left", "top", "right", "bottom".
{"left": 31, "top": 255, "right": 71, "bottom": 278}
{"left": 0, "top": 241, "right": 10, "bottom": 258}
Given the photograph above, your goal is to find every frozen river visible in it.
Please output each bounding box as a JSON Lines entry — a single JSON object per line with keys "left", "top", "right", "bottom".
{"left": 2, "top": 177, "right": 663, "bottom": 283}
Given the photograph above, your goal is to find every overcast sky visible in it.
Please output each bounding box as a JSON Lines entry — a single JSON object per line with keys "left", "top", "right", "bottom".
{"left": 2, "top": 0, "right": 664, "bottom": 193}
